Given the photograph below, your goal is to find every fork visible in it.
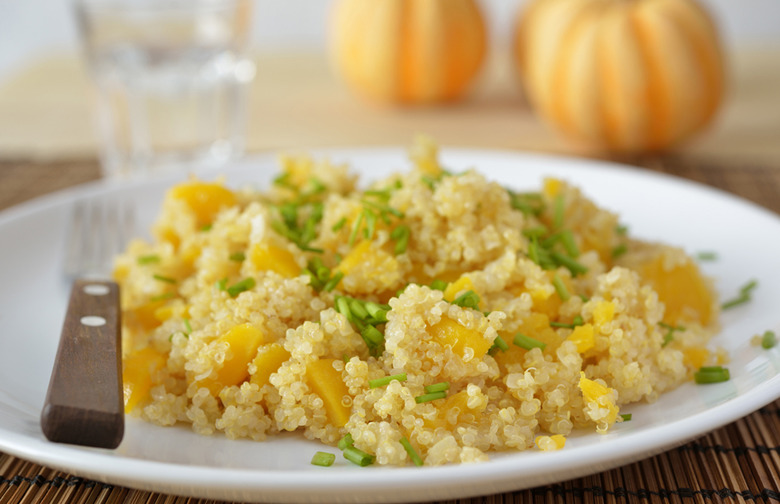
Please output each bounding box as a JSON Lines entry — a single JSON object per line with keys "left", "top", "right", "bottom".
{"left": 41, "top": 197, "right": 135, "bottom": 449}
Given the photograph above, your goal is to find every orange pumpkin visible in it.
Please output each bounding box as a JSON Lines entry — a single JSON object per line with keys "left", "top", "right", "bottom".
{"left": 514, "top": 0, "right": 725, "bottom": 152}
{"left": 329, "top": 0, "right": 487, "bottom": 105}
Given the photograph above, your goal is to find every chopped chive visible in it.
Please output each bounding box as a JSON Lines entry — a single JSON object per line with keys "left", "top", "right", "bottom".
{"left": 550, "top": 251, "right": 589, "bottom": 276}
{"left": 200, "top": 224, "right": 213, "bottom": 232}
{"left": 137, "top": 254, "right": 161, "bottom": 265}
{"left": 311, "top": 451, "right": 336, "bottom": 467}
{"left": 694, "top": 366, "right": 730, "bottom": 384}
{"left": 368, "top": 372, "right": 407, "bottom": 389}
{"left": 363, "top": 209, "right": 377, "bottom": 239}
{"left": 553, "top": 194, "right": 565, "bottom": 230}
{"left": 550, "top": 316, "right": 584, "bottom": 329}
{"left": 560, "top": 230, "right": 579, "bottom": 257}
{"left": 513, "top": 333, "right": 547, "bottom": 351}
{"left": 349, "top": 299, "right": 370, "bottom": 320}
{"left": 348, "top": 211, "right": 364, "bottom": 246}
{"left": 364, "top": 302, "right": 389, "bottom": 323}
{"left": 215, "top": 277, "right": 228, "bottom": 291}
{"left": 336, "top": 296, "right": 352, "bottom": 321}
{"left": 620, "top": 413, "right": 632, "bottom": 422}
{"left": 659, "top": 322, "right": 685, "bottom": 347}
{"left": 528, "top": 238, "right": 541, "bottom": 266}
{"left": 229, "top": 251, "right": 246, "bottom": 262}
{"left": 183, "top": 318, "right": 192, "bottom": 334}
{"left": 552, "top": 273, "right": 570, "bottom": 301}
{"left": 360, "top": 325, "right": 384, "bottom": 348}
{"left": 697, "top": 251, "right": 718, "bottom": 261}
{"left": 226, "top": 277, "right": 255, "bottom": 297}
{"left": 332, "top": 217, "right": 347, "bottom": 232}
{"left": 342, "top": 446, "right": 375, "bottom": 467}
{"left": 323, "top": 271, "right": 343, "bottom": 292}
{"left": 761, "top": 330, "right": 777, "bottom": 349}
{"left": 415, "top": 391, "right": 447, "bottom": 403}
{"left": 153, "top": 274, "right": 177, "bottom": 284}
{"left": 522, "top": 226, "right": 548, "bottom": 239}
{"left": 452, "top": 290, "right": 480, "bottom": 310}
{"left": 430, "top": 279, "right": 448, "bottom": 291}
{"left": 400, "top": 437, "right": 423, "bottom": 467}
{"left": 491, "top": 334, "right": 509, "bottom": 352}
{"left": 424, "top": 382, "right": 450, "bottom": 394}
{"left": 611, "top": 244, "right": 628, "bottom": 259}
{"left": 615, "top": 224, "right": 628, "bottom": 235}
{"left": 391, "top": 225, "right": 410, "bottom": 255}
{"left": 722, "top": 279, "right": 758, "bottom": 309}
{"left": 362, "top": 199, "right": 405, "bottom": 219}
{"left": 337, "top": 433, "right": 354, "bottom": 450}
{"left": 150, "top": 292, "right": 175, "bottom": 302}
{"left": 509, "top": 191, "right": 545, "bottom": 216}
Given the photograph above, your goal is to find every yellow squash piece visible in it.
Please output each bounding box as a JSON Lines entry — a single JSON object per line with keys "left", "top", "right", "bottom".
{"left": 169, "top": 180, "right": 237, "bottom": 228}
{"left": 578, "top": 372, "right": 619, "bottom": 425}
{"left": 424, "top": 390, "right": 487, "bottom": 429}
{"left": 251, "top": 243, "right": 301, "bottom": 278}
{"left": 123, "top": 347, "right": 166, "bottom": 413}
{"left": 198, "top": 323, "right": 265, "bottom": 395}
{"left": 535, "top": 434, "right": 566, "bottom": 451}
{"left": 443, "top": 276, "right": 477, "bottom": 303}
{"left": 568, "top": 324, "right": 595, "bottom": 353}
{"left": 306, "top": 359, "right": 352, "bottom": 427}
{"left": 429, "top": 316, "right": 491, "bottom": 360}
{"left": 250, "top": 343, "right": 291, "bottom": 388}
{"left": 638, "top": 255, "right": 714, "bottom": 326}
{"left": 593, "top": 301, "right": 615, "bottom": 326}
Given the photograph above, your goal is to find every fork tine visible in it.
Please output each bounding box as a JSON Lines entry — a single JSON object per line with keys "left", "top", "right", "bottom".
{"left": 63, "top": 197, "right": 135, "bottom": 280}
{"left": 63, "top": 201, "right": 86, "bottom": 279}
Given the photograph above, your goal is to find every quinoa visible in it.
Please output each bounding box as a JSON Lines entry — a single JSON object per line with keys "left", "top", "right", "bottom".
{"left": 115, "top": 137, "right": 722, "bottom": 466}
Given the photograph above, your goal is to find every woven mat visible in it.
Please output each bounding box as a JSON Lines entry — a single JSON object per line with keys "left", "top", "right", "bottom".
{"left": 1, "top": 155, "right": 779, "bottom": 504}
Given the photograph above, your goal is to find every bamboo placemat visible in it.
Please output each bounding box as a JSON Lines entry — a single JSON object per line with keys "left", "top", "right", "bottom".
{"left": 0, "top": 154, "right": 779, "bottom": 504}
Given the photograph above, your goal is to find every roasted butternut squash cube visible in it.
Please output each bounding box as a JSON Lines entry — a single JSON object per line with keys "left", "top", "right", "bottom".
{"left": 424, "top": 390, "right": 486, "bottom": 429}
{"left": 169, "top": 180, "right": 237, "bottom": 228}
{"left": 251, "top": 243, "right": 301, "bottom": 278}
{"left": 428, "top": 316, "right": 491, "bottom": 360}
{"left": 638, "top": 255, "right": 714, "bottom": 326}
{"left": 199, "top": 323, "right": 265, "bottom": 395}
{"left": 592, "top": 300, "right": 615, "bottom": 326}
{"left": 443, "top": 276, "right": 476, "bottom": 303}
{"left": 568, "top": 323, "right": 595, "bottom": 353}
{"left": 250, "top": 343, "right": 291, "bottom": 388}
{"left": 306, "top": 359, "right": 351, "bottom": 427}
{"left": 123, "top": 347, "right": 166, "bottom": 413}
{"left": 494, "top": 312, "right": 562, "bottom": 371}
{"left": 535, "top": 434, "right": 566, "bottom": 451}
{"left": 578, "top": 372, "right": 619, "bottom": 425}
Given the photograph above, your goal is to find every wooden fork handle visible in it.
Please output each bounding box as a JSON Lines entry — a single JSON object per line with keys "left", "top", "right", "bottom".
{"left": 41, "top": 280, "right": 124, "bottom": 449}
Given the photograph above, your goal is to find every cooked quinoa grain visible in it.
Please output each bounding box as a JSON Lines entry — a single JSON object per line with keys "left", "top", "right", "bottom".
{"left": 115, "top": 138, "right": 722, "bottom": 466}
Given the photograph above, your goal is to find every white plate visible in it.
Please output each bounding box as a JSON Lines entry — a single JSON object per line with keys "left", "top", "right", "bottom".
{"left": 1, "top": 148, "right": 779, "bottom": 503}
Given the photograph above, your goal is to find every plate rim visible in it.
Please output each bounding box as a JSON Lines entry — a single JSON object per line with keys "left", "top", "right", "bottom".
{"left": 1, "top": 146, "right": 779, "bottom": 502}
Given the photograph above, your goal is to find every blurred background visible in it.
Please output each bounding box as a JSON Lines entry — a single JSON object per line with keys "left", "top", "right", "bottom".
{"left": 0, "top": 0, "right": 778, "bottom": 168}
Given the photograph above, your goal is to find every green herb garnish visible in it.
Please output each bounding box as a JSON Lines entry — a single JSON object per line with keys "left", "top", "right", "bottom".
{"left": 368, "top": 373, "right": 407, "bottom": 389}
{"left": 694, "top": 366, "right": 730, "bottom": 384}
{"left": 721, "top": 279, "right": 758, "bottom": 309}
{"left": 311, "top": 451, "right": 335, "bottom": 467}
{"left": 400, "top": 437, "right": 423, "bottom": 467}
{"left": 761, "top": 330, "right": 777, "bottom": 349}
{"left": 226, "top": 277, "right": 255, "bottom": 297}
{"left": 137, "top": 254, "right": 161, "bottom": 265}
{"left": 153, "top": 274, "right": 176, "bottom": 284}
{"left": 424, "top": 382, "right": 450, "bottom": 394}
{"left": 415, "top": 391, "right": 447, "bottom": 403}
{"left": 513, "top": 333, "right": 547, "bottom": 351}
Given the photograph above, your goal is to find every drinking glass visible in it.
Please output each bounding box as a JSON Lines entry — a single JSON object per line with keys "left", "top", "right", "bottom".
{"left": 75, "top": 0, "right": 256, "bottom": 179}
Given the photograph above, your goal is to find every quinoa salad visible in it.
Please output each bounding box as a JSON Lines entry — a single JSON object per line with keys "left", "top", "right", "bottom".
{"left": 115, "top": 138, "right": 723, "bottom": 466}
